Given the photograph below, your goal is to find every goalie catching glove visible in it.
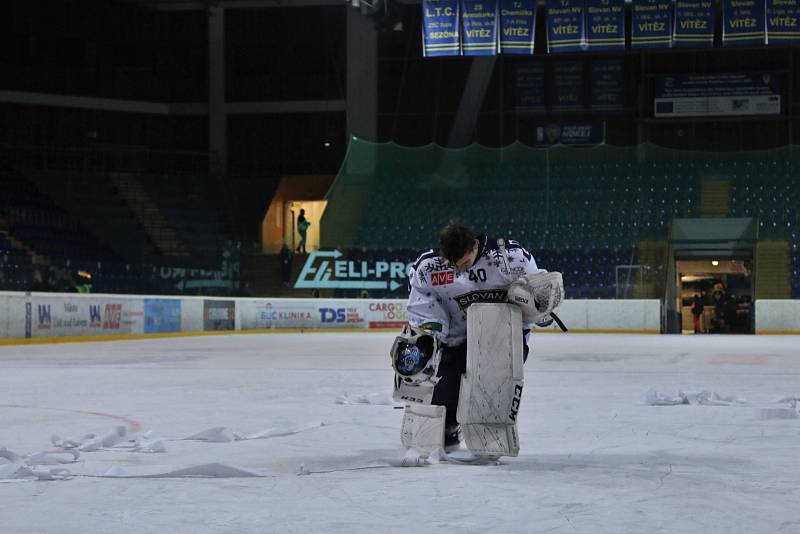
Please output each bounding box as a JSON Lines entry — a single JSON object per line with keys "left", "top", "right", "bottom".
{"left": 390, "top": 324, "right": 443, "bottom": 404}
{"left": 506, "top": 271, "right": 564, "bottom": 326}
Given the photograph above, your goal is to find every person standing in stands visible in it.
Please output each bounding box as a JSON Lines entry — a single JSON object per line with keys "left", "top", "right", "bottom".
{"left": 279, "top": 243, "right": 293, "bottom": 287}
{"left": 296, "top": 209, "right": 310, "bottom": 254}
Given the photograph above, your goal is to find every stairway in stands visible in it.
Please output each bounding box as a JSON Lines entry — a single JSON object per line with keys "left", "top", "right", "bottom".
{"left": 700, "top": 179, "right": 731, "bottom": 218}
{"left": 755, "top": 241, "right": 792, "bottom": 299}
{"left": 110, "top": 174, "right": 190, "bottom": 258}
{"left": 633, "top": 240, "right": 667, "bottom": 299}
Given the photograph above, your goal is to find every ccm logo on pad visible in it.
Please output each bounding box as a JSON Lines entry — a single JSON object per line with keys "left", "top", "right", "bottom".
{"left": 431, "top": 270, "right": 455, "bottom": 286}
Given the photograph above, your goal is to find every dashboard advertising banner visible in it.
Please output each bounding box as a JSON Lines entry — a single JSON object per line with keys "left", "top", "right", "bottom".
{"left": 26, "top": 296, "right": 144, "bottom": 338}
{"left": 144, "top": 299, "right": 181, "bottom": 334}
{"left": 203, "top": 300, "right": 235, "bottom": 331}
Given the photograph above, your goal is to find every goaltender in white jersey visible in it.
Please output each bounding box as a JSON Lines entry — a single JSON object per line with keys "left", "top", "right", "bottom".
{"left": 392, "top": 223, "right": 565, "bottom": 452}
{"left": 407, "top": 233, "right": 544, "bottom": 347}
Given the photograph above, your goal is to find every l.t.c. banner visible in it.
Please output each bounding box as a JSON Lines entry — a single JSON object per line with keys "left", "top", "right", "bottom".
{"left": 499, "top": 0, "right": 537, "bottom": 54}
{"left": 461, "top": 0, "right": 499, "bottom": 55}
{"left": 722, "top": 0, "right": 766, "bottom": 46}
{"left": 631, "top": 0, "right": 674, "bottom": 48}
{"left": 673, "top": 0, "right": 715, "bottom": 47}
{"left": 585, "top": 0, "right": 625, "bottom": 51}
{"left": 422, "top": 0, "right": 461, "bottom": 56}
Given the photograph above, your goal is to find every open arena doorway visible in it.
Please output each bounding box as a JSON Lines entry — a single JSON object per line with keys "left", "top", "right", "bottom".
{"left": 664, "top": 218, "right": 757, "bottom": 334}
{"left": 677, "top": 258, "right": 753, "bottom": 334}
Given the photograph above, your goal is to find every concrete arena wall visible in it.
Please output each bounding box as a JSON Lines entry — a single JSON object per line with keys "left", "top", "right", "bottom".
{"left": 8, "top": 290, "right": 770, "bottom": 341}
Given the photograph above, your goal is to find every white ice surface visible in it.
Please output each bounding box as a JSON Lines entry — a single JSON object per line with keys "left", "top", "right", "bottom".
{"left": 1, "top": 333, "right": 800, "bottom": 533}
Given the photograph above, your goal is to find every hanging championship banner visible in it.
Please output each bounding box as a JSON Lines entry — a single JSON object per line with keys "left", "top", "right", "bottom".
{"left": 586, "top": 0, "right": 625, "bottom": 51}
{"left": 722, "top": 0, "right": 766, "bottom": 46}
{"left": 766, "top": 0, "right": 800, "bottom": 45}
{"left": 546, "top": 0, "right": 587, "bottom": 53}
{"left": 515, "top": 63, "right": 547, "bottom": 115}
{"left": 422, "top": 0, "right": 461, "bottom": 57}
{"left": 673, "top": 0, "right": 715, "bottom": 47}
{"left": 499, "top": 0, "right": 536, "bottom": 54}
{"left": 591, "top": 59, "right": 625, "bottom": 112}
{"left": 551, "top": 61, "right": 585, "bottom": 112}
{"left": 461, "top": 0, "right": 499, "bottom": 55}
{"left": 632, "top": 0, "right": 674, "bottom": 48}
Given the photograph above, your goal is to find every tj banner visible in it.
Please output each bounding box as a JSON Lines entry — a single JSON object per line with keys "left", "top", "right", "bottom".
{"left": 586, "top": 0, "right": 625, "bottom": 51}
{"left": 722, "top": 0, "right": 766, "bottom": 46}
{"left": 632, "top": 0, "right": 674, "bottom": 48}
{"left": 673, "top": 0, "right": 715, "bottom": 47}
{"left": 499, "top": 0, "right": 537, "bottom": 54}
{"left": 546, "top": 0, "right": 587, "bottom": 53}
{"left": 766, "top": 0, "right": 800, "bottom": 45}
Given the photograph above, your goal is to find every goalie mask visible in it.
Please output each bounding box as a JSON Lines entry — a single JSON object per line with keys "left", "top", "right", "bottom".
{"left": 390, "top": 324, "right": 441, "bottom": 386}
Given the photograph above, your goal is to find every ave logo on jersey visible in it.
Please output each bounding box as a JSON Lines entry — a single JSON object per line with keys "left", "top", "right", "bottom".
{"left": 431, "top": 270, "right": 455, "bottom": 286}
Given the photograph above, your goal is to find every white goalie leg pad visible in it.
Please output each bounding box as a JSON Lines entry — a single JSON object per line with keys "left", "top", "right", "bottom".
{"left": 457, "top": 303, "right": 524, "bottom": 458}
{"left": 400, "top": 403, "right": 446, "bottom": 455}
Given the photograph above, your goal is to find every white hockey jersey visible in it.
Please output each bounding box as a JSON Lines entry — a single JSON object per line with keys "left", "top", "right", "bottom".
{"left": 406, "top": 235, "right": 544, "bottom": 346}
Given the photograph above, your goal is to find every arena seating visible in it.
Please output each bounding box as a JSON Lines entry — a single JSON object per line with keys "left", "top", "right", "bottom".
{"left": 324, "top": 139, "right": 800, "bottom": 299}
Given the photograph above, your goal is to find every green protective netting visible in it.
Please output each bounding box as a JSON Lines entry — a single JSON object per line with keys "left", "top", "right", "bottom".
{"left": 321, "top": 138, "right": 800, "bottom": 251}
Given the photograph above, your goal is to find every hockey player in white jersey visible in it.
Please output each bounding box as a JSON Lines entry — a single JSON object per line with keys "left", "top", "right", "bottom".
{"left": 391, "top": 223, "right": 564, "bottom": 454}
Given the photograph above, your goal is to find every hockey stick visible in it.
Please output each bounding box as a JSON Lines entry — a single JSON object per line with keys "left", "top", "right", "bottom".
{"left": 551, "top": 312, "right": 568, "bottom": 332}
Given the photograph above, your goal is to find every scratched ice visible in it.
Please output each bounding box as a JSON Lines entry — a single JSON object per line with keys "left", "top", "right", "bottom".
{"left": 1, "top": 333, "right": 799, "bottom": 533}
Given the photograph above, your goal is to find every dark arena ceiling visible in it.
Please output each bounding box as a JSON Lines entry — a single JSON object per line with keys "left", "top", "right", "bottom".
{"left": 121, "top": 0, "right": 420, "bottom": 11}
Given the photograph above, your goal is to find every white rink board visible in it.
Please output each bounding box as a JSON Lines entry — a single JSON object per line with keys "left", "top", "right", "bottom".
{"left": 533, "top": 299, "right": 661, "bottom": 332}
{"left": 755, "top": 300, "right": 800, "bottom": 332}
{"left": 1, "top": 291, "right": 799, "bottom": 339}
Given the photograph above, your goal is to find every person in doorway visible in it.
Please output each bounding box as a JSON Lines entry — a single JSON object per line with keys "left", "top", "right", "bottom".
{"left": 296, "top": 209, "right": 310, "bottom": 254}
{"left": 690, "top": 293, "right": 705, "bottom": 334}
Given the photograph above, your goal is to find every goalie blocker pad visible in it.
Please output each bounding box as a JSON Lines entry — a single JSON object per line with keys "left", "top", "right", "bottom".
{"left": 457, "top": 303, "right": 524, "bottom": 458}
